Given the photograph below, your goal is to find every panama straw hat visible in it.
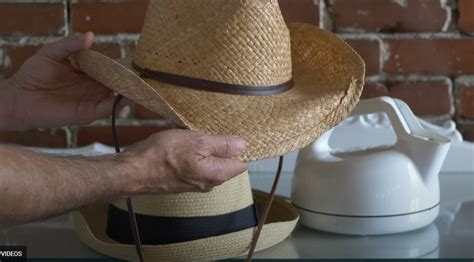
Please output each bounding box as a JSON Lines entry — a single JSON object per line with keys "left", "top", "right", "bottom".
{"left": 73, "top": 171, "right": 299, "bottom": 261}
{"left": 72, "top": 0, "right": 365, "bottom": 162}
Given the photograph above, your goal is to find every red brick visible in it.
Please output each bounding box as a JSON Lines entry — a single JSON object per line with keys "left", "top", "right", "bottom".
{"left": 346, "top": 39, "right": 380, "bottom": 75}
{"left": 330, "top": 0, "right": 447, "bottom": 32}
{"left": 72, "top": 0, "right": 148, "bottom": 34}
{"left": 91, "top": 43, "right": 122, "bottom": 59}
{"left": 388, "top": 81, "right": 451, "bottom": 116}
{"left": 459, "top": 0, "right": 474, "bottom": 33}
{"left": 0, "top": 129, "right": 67, "bottom": 148}
{"left": 0, "top": 3, "right": 65, "bottom": 36}
{"left": 134, "top": 104, "right": 163, "bottom": 119}
{"left": 278, "top": 0, "right": 319, "bottom": 24}
{"left": 76, "top": 126, "right": 171, "bottom": 147}
{"left": 361, "top": 81, "right": 451, "bottom": 116}
{"left": 385, "top": 39, "right": 474, "bottom": 75}
{"left": 361, "top": 82, "right": 389, "bottom": 99}
{"left": 4, "top": 45, "right": 41, "bottom": 77}
{"left": 458, "top": 85, "right": 474, "bottom": 120}
{"left": 459, "top": 125, "right": 474, "bottom": 142}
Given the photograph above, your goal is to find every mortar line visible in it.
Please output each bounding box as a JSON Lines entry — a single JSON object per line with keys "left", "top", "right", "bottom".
{"left": 65, "top": 0, "right": 72, "bottom": 36}
{"left": 336, "top": 32, "right": 473, "bottom": 40}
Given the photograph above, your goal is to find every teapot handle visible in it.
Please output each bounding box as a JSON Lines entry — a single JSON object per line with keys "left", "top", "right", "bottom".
{"left": 347, "top": 96, "right": 420, "bottom": 139}
{"left": 348, "top": 97, "right": 451, "bottom": 143}
{"left": 311, "top": 96, "right": 450, "bottom": 155}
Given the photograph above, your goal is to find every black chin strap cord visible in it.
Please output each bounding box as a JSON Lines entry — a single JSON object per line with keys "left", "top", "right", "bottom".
{"left": 112, "top": 95, "right": 145, "bottom": 262}
{"left": 246, "top": 155, "right": 284, "bottom": 262}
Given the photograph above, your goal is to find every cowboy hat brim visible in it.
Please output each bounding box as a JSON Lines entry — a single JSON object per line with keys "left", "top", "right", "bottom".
{"left": 72, "top": 23, "right": 365, "bottom": 161}
{"left": 73, "top": 190, "right": 299, "bottom": 261}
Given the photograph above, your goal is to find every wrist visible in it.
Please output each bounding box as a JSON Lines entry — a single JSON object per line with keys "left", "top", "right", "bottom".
{"left": 103, "top": 152, "right": 144, "bottom": 197}
{"left": 112, "top": 145, "right": 168, "bottom": 195}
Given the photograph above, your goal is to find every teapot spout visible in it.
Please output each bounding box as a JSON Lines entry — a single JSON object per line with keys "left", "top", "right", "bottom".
{"left": 396, "top": 135, "right": 451, "bottom": 183}
{"left": 391, "top": 99, "right": 451, "bottom": 182}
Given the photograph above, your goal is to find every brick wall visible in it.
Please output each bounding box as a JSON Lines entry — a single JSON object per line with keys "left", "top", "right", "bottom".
{"left": 0, "top": 0, "right": 473, "bottom": 147}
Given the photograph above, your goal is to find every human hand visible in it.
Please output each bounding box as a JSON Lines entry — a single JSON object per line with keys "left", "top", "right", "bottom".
{"left": 117, "top": 129, "right": 248, "bottom": 193}
{"left": 8, "top": 32, "right": 126, "bottom": 130}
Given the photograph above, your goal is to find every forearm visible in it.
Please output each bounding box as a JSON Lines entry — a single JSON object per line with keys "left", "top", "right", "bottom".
{"left": 0, "top": 145, "right": 134, "bottom": 227}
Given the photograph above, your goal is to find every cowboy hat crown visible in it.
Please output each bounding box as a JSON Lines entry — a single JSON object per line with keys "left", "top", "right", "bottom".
{"left": 134, "top": 0, "right": 292, "bottom": 90}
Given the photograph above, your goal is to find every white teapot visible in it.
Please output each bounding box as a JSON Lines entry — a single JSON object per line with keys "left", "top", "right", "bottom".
{"left": 292, "top": 97, "right": 451, "bottom": 235}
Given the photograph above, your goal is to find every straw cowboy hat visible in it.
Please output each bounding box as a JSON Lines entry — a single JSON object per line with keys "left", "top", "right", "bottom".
{"left": 72, "top": 0, "right": 365, "bottom": 162}
{"left": 74, "top": 171, "right": 299, "bottom": 261}
{"left": 72, "top": 0, "right": 364, "bottom": 260}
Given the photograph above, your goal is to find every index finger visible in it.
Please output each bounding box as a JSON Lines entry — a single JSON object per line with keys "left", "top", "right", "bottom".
{"left": 204, "top": 135, "right": 247, "bottom": 158}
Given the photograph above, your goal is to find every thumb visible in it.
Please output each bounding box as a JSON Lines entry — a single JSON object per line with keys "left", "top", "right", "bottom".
{"left": 39, "top": 32, "right": 95, "bottom": 61}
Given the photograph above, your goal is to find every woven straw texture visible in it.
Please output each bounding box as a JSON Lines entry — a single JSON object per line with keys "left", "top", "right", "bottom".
{"left": 134, "top": 0, "right": 292, "bottom": 87}
{"left": 74, "top": 190, "right": 298, "bottom": 261}
{"left": 72, "top": 17, "right": 364, "bottom": 162}
{"left": 112, "top": 171, "right": 253, "bottom": 217}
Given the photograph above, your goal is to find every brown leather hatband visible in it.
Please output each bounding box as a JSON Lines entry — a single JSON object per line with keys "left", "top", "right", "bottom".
{"left": 132, "top": 62, "right": 293, "bottom": 96}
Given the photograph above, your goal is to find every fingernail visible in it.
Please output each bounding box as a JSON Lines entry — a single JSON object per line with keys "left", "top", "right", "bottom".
{"left": 234, "top": 137, "right": 247, "bottom": 153}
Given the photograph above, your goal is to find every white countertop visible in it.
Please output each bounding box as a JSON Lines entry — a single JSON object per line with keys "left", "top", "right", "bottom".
{"left": 252, "top": 172, "right": 474, "bottom": 259}
{"left": 1, "top": 172, "right": 473, "bottom": 259}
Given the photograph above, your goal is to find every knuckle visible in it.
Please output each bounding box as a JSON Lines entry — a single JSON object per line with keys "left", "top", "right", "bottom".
{"left": 195, "top": 135, "right": 209, "bottom": 147}
{"left": 222, "top": 138, "right": 232, "bottom": 155}
{"left": 193, "top": 135, "right": 211, "bottom": 153}
{"left": 183, "top": 157, "right": 197, "bottom": 170}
